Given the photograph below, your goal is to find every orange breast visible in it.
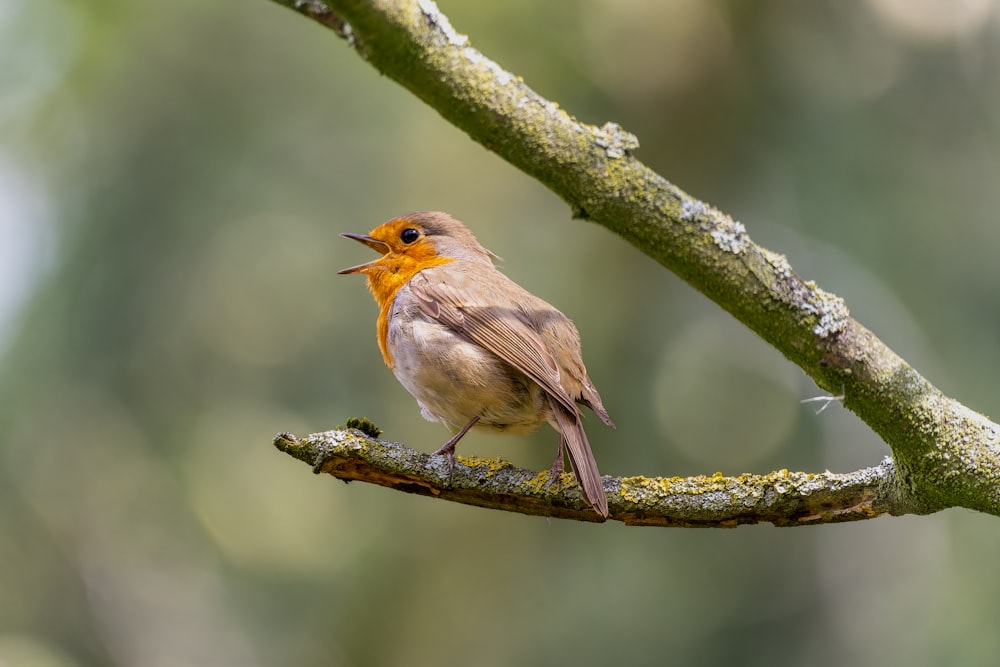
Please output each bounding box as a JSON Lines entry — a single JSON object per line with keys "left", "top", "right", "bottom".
{"left": 365, "top": 249, "right": 452, "bottom": 368}
{"left": 375, "top": 304, "right": 394, "bottom": 368}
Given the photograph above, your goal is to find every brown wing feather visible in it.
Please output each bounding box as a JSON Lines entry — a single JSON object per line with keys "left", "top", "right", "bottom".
{"left": 408, "top": 270, "right": 581, "bottom": 418}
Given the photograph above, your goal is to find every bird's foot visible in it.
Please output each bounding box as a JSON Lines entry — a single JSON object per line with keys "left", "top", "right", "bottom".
{"left": 545, "top": 442, "right": 566, "bottom": 486}
{"left": 432, "top": 440, "right": 457, "bottom": 480}
{"left": 432, "top": 415, "right": 479, "bottom": 483}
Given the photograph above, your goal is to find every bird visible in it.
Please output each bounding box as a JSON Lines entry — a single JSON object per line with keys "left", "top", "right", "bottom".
{"left": 339, "top": 211, "right": 614, "bottom": 517}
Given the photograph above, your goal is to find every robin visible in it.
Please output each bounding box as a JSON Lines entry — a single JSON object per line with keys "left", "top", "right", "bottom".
{"left": 339, "top": 211, "right": 614, "bottom": 517}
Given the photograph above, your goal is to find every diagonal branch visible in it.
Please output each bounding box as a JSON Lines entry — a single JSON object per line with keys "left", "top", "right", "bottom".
{"left": 268, "top": 0, "right": 1000, "bottom": 520}
{"left": 275, "top": 431, "right": 909, "bottom": 526}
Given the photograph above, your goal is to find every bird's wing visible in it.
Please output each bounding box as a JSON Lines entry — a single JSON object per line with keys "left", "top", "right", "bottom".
{"left": 531, "top": 309, "right": 616, "bottom": 429}
{"left": 407, "top": 268, "right": 580, "bottom": 418}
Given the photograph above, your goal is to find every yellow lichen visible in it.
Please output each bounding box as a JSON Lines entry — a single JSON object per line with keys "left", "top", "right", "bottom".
{"left": 455, "top": 455, "right": 514, "bottom": 477}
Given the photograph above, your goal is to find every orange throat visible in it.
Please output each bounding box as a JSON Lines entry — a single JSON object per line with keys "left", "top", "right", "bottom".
{"left": 362, "top": 252, "right": 452, "bottom": 368}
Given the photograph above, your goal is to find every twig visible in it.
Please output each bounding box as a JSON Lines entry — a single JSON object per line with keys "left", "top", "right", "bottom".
{"left": 275, "top": 430, "right": 918, "bottom": 526}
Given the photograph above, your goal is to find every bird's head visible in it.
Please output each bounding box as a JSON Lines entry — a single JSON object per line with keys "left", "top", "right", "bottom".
{"left": 339, "top": 211, "right": 495, "bottom": 277}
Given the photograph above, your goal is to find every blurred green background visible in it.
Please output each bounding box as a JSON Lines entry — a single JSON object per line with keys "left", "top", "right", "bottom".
{"left": 3, "top": 0, "right": 1000, "bottom": 665}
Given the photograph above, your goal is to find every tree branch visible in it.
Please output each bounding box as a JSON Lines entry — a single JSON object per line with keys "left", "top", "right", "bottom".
{"left": 275, "top": 430, "right": 912, "bottom": 526}
{"left": 268, "top": 0, "right": 1000, "bottom": 520}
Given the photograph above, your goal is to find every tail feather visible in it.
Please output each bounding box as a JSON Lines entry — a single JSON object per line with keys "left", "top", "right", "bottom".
{"left": 579, "top": 377, "right": 615, "bottom": 429}
{"left": 550, "top": 399, "right": 608, "bottom": 517}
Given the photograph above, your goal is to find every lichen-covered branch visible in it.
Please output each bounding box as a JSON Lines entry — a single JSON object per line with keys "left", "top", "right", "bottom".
{"left": 268, "top": 0, "right": 1000, "bottom": 519}
{"left": 275, "top": 430, "right": 912, "bottom": 526}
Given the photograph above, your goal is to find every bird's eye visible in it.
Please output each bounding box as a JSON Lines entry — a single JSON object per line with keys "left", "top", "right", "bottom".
{"left": 400, "top": 228, "right": 420, "bottom": 244}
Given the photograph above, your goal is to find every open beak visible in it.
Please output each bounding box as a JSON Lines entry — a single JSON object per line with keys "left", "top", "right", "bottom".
{"left": 338, "top": 232, "right": 391, "bottom": 274}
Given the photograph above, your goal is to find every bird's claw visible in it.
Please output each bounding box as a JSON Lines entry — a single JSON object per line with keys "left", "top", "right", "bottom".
{"left": 432, "top": 441, "right": 457, "bottom": 485}
{"left": 544, "top": 444, "right": 567, "bottom": 487}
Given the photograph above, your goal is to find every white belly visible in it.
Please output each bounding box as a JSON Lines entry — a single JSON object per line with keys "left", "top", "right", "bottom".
{"left": 387, "top": 311, "right": 546, "bottom": 434}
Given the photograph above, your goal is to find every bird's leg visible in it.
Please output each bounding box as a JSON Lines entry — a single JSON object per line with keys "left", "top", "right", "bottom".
{"left": 433, "top": 415, "right": 480, "bottom": 479}
{"left": 546, "top": 436, "right": 567, "bottom": 484}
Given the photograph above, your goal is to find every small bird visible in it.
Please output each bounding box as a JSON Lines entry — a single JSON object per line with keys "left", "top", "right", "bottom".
{"left": 339, "top": 211, "right": 614, "bottom": 517}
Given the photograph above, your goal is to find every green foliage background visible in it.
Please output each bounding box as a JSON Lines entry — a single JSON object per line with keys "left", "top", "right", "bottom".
{"left": 2, "top": 1, "right": 1000, "bottom": 665}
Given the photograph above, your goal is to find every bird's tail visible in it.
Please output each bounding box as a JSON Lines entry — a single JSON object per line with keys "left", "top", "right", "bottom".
{"left": 549, "top": 400, "right": 609, "bottom": 518}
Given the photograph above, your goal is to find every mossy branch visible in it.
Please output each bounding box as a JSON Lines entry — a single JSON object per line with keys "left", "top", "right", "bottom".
{"left": 275, "top": 430, "right": 912, "bottom": 526}
{"left": 268, "top": 0, "right": 1000, "bottom": 520}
